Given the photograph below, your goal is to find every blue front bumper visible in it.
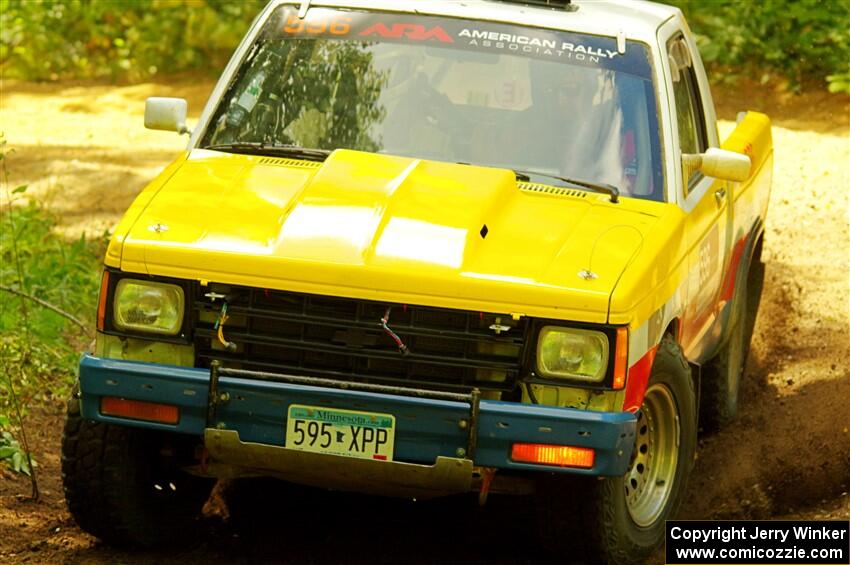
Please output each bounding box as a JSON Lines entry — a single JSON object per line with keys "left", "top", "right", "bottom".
{"left": 78, "top": 354, "right": 636, "bottom": 476}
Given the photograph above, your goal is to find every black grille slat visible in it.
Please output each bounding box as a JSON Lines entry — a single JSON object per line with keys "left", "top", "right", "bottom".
{"left": 195, "top": 351, "right": 516, "bottom": 393}
{"left": 195, "top": 327, "right": 518, "bottom": 371}
{"left": 202, "top": 302, "right": 518, "bottom": 345}
{"left": 193, "top": 285, "right": 528, "bottom": 396}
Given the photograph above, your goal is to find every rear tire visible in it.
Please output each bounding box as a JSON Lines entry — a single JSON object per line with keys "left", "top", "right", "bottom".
{"left": 61, "top": 390, "right": 214, "bottom": 546}
{"left": 535, "top": 335, "right": 696, "bottom": 564}
{"left": 743, "top": 251, "right": 765, "bottom": 362}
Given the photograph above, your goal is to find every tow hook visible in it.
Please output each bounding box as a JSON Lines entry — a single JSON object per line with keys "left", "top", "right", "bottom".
{"left": 478, "top": 468, "right": 497, "bottom": 506}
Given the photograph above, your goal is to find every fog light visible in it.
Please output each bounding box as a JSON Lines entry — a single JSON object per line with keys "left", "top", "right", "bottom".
{"left": 511, "top": 442, "right": 595, "bottom": 468}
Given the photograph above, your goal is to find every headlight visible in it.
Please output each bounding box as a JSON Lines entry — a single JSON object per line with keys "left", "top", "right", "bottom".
{"left": 536, "top": 326, "right": 609, "bottom": 382}
{"left": 113, "top": 279, "right": 184, "bottom": 335}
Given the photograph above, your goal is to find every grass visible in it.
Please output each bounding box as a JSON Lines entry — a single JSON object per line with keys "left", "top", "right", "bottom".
{"left": 1, "top": 139, "right": 107, "bottom": 477}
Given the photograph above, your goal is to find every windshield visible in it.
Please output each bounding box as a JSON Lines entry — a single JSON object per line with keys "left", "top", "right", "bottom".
{"left": 201, "top": 7, "right": 664, "bottom": 201}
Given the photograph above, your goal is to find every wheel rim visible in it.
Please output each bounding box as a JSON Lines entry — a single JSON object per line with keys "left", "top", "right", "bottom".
{"left": 625, "top": 383, "right": 680, "bottom": 527}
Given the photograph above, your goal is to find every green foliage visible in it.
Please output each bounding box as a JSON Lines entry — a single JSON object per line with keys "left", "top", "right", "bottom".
{"left": 0, "top": 199, "right": 105, "bottom": 403}
{"left": 3, "top": 0, "right": 848, "bottom": 93}
{"left": 0, "top": 0, "right": 267, "bottom": 82}
{"left": 826, "top": 66, "right": 850, "bottom": 94}
{"left": 663, "top": 0, "right": 850, "bottom": 93}
{"left": 0, "top": 420, "right": 35, "bottom": 476}
{"left": 0, "top": 202, "right": 105, "bottom": 347}
{"left": 0, "top": 140, "right": 105, "bottom": 471}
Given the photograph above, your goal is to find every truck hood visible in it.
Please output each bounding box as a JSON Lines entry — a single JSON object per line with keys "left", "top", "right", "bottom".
{"left": 118, "top": 149, "right": 664, "bottom": 323}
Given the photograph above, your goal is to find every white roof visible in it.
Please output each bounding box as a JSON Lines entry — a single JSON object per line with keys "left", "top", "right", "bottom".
{"left": 271, "top": 0, "right": 681, "bottom": 44}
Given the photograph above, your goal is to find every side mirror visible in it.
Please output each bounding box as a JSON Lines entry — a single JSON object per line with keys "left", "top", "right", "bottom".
{"left": 144, "top": 97, "right": 189, "bottom": 134}
{"left": 682, "top": 148, "right": 751, "bottom": 183}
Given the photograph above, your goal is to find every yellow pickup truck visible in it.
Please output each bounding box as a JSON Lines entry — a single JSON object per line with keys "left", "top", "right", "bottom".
{"left": 62, "top": 0, "right": 772, "bottom": 562}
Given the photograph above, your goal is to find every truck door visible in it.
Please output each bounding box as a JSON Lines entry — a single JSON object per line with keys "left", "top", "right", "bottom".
{"left": 666, "top": 35, "right": 730, "bottom": 361}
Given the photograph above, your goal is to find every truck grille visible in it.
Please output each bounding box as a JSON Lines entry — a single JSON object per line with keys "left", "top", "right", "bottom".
{"left": 192, "top": 284, "right": 529, "bottom": 398}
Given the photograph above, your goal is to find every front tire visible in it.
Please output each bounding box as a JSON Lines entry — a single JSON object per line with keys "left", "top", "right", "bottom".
{"left": 61, "top": 390, "right": 214, "bottom": 546}
{"left": 700, "top": 276, "right": 749, "bottom": 431}
{"left": 536, "top": 335, "right": 696, "bottom": 565}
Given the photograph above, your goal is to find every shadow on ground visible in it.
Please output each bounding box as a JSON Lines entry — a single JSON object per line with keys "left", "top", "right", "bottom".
{"left": 682, "top": 258, "right": 849, "bottom": 521}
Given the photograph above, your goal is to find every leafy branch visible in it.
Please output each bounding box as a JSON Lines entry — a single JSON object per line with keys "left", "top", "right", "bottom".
{"left": 0, "top": 284, "right": 91, "bottom": 335}
{"left": 1, "top": 136, "right": 38, "bottom": 499}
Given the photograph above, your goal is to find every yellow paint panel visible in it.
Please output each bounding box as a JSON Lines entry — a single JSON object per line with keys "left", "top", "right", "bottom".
{"left": 117, "top": 149, "right": 670, "bottom": 322}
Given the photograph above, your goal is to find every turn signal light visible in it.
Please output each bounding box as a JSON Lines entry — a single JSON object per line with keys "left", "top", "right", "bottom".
{"left": 101, "top": 397, "right": 179, "bottom": 425}
{"left": 613, "top": 326, "right": 629, "bottom": 389}
{"left": 511, "top": 443, "right": 595, "bottom": 469}
{"left": 96, "top": 271, "right": 110, "bottom": 331}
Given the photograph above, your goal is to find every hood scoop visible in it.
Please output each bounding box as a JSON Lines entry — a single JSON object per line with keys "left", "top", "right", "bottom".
{"left": 519, "top": 181, "right": 587, "bottom": 199}
{"left": 257, "top": 156, "right": 321, "bottom": 169}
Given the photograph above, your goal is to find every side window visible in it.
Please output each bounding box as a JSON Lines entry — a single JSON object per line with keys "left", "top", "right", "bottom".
{"left": 668, "top": 36, "right": 708, "bottom": 194}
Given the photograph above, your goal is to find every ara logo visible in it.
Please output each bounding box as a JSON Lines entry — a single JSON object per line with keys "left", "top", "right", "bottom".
{"left": 358, "top": 23, "right": 454, "bottom": 43}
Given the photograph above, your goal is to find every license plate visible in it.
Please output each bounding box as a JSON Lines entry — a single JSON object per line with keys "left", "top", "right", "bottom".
{"left": 285, "top": 404, "right": 395, "bottom": 461}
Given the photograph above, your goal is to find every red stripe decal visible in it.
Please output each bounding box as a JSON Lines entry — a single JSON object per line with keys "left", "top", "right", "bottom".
{"left": 720, "top": 236, "right": 748, "bottom": 302}
{"left": 372, "top": 454, "right": 387, "bottom": 461}
{"left": 622, "top": 345, "right": 659, "bottom": 413}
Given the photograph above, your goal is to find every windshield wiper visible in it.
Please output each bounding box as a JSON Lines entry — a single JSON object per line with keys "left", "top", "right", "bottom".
{"left": 513, "top": 169, "right": 619, "bottom": 203}
{"left": 204, "top": 142, "right": 331, "bottom": 162}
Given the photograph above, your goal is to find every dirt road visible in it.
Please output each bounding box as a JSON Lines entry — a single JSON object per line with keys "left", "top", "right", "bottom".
{"left": 0, "top": 78, "right": 848, "bottom": 563}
